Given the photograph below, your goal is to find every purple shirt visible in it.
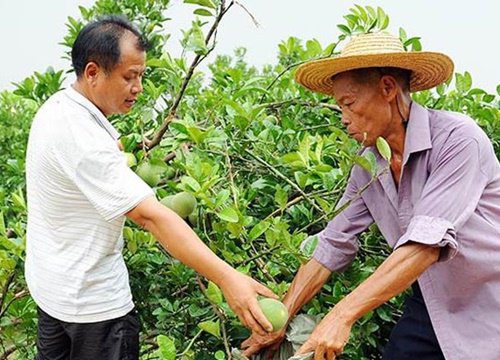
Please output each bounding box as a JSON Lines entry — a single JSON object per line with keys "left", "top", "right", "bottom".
{"left": 313, "top": 102, "right": 500, "bottom": 360}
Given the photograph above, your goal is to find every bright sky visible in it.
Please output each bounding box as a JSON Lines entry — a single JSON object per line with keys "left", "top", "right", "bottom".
{"left": 1, "top": 0, "right": 499, "bottom": 93}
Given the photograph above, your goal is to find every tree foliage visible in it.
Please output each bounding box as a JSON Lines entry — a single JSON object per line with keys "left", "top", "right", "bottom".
{"left": 0, "top": 1, "right": 498, "bottom": 359}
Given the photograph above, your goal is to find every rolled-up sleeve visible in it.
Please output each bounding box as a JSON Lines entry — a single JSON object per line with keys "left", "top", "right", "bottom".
{"left": 313, "top": 173, "right": 374, "bottom": 272}
{"left": 395, "top": 137, "right": 489, "bottom": 261}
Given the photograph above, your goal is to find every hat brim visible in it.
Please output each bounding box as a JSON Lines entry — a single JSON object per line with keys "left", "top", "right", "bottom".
{"left": 295, "top": 52, "right": 454, "bottom": 93}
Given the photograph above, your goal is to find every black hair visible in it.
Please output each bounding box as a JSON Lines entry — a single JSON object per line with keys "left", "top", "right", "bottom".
{"left": 333, "top": 67, "right": 412, "bottom": 93}
{"left": 71, "top": 15, "right": 150, "bottom": 77}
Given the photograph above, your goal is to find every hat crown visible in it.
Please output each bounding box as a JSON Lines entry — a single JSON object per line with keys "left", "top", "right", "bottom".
{"left": 340, "top": 32, "right": 405, "bottom": 58}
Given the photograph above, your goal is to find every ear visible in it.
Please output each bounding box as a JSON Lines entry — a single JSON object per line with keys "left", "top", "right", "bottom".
{"left": 83, "top": 62, "right": 101, "bottom": 85}
{"left": 379, "top": 75, "right": 399, "bottom": 102}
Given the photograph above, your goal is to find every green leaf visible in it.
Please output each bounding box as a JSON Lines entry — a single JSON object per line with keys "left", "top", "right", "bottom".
{"left": 186, "top": 125, "right": 207, "bottom": 144}
{"left": 249, "top": 220, "right": 271, "bottom": 240}
{"left": 353, "top": 155, "right": 373, "bottom": 174}
{"left": 218, "top": 207, "right": 239, "bottom": 223}
{"left": 496, "top": 84, "right": 500, "bottom": 96}
{"left": 376, "top": 137, "right": 392, "bottom": 162}
{"left": 274, "top": 186, "right": 288, "bottom": 209}
{"left": 0, "top": 211, "right": 5, "bottom": 236}
{"left": 336, "top": 24, "right": 351, "bottom": 36}
{"left": 184, "top": 0, "right": 216, "bottom": 9}
{"left": 181, "top": 176, "right": 201, "bottom": 192}
{"left": 194, "top": 8, "right": 213, "bottom": 16}
{"left": 463, "top": 71, "right": 473, "bottom": 92}
{"left": 354, "top": 4, "right": 368, "bottom": 22}
{"left": 300, "top": 235, "right": 319, "bottom": 258}
{"left": 156, "top": 335, "right": 176, "bottom": 360}
{"left": 206, "top": 281, "right": 223, "bottom": 304}
{"left": 198, "top": 320, "right": 221, "bottom": 338}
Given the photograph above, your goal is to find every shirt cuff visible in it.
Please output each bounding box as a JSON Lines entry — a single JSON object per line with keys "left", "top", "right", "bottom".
{"left": 394, "top": 215, "right": 459, "bottom": 262}
{"left": 312, "top": 229, "right": 358, "bottom": 272}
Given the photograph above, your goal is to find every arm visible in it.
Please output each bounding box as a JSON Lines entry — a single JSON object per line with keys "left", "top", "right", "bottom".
{"left": 296, "top": 242, "right": 439, "bottom": 359}
{"left": 126, "top": 196, "right": 277, "bottom": 335}
{"left": 241, "top": 258, "right": 332, "bottom": 357}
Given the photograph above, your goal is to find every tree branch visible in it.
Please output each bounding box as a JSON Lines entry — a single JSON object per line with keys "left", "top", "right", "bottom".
{"left": 147, "top": 0, "right": 235, "bottom": 149}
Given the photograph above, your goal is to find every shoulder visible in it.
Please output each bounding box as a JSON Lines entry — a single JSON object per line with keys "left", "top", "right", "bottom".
{"left": 428, "top": 108, "right": 489, "bottom": 145}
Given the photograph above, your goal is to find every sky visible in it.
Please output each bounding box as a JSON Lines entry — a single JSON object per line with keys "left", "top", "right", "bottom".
{"left": 1, "top": 0, "right": 499, "bottom": 93}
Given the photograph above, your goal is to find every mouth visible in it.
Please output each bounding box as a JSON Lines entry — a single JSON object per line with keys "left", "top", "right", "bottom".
{"left": 125, "top": 99, "right": 137, "bottom": 107}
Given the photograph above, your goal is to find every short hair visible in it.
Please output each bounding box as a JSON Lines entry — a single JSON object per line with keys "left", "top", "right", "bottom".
{"left": 333, "top": 67, "right": 412, "bottom": 92}
{"left": 71, "top": 15, "right": 150, "bottom": 77}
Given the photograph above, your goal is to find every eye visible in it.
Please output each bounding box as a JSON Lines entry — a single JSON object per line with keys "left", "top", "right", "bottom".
{"left": 345, "top": 100, "right": 355, "bottom": 108}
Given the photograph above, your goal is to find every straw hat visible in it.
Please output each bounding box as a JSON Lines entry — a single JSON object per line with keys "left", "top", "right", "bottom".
{"left": 295, "top": 32, "right": 454, "bottom": 93}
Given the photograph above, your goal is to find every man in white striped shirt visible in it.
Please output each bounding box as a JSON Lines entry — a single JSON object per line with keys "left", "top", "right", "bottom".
{"left": 25, "top": 15, "right": 276, "bottom": 360}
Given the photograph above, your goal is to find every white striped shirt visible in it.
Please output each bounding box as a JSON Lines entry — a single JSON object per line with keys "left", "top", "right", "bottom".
{"left": 25, "top": 86, "right": 153, "bottom": 323}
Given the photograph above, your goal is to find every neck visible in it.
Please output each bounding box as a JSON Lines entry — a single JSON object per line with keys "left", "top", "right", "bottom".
{"left": 386, "top": 92, "right": 412, "bottom": 159}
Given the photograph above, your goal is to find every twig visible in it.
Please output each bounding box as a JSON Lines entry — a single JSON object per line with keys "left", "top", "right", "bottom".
{"left": 196, "top": 277, "right": 231, "bottom": 358}
{"left": 236, "top": 245, "right": 280, "bottom": 266}
{"left": 0, "top": 345, "right": 17, "bottom": 360}
{"left": 262, "top": 99, "right": 341, "bottom": 114}
{"left": 178, "top": 329, "right": 204, "bottom": 357}
{"left": 224, "top": 144, "right": 239, "bottom": 208}
{"left": 298, "top": 166, "right": 390, "bottom": 233}
{"left": 234, "top": 1, "right": 260, "bottom": 27}
{"left": 148, "top": 1, "right": 235, "bottom": 149}
{"left": 243, "top": 149, "right": 325, "bottom": 215}
{"left": 0, "top": 272, "right": 15, "bottom": 316}
{"left": 0, "top": 290, "right": 28, "bottom": 319}
{"left": 249, "top": 242, "right": 276, "bottom": 284}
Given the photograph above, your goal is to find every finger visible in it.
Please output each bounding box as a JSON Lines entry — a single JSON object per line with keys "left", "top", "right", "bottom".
{"left": 249, "top": 298, "right": 274, "bottom": 332}
{"left": 254, "top": 281, "right": 279, "bottom": 300}
{"left": 242, "top": 344, "right": 261, "bottom": 358}
{"left": 240, "top": 337, "right": 254, "bottom": 349}
{"left": 296, "top": 341, "right": 312, "bottom": 355}
{"left": 244, "top": 308, "right": 268, "bottom": 335}
{"left": 327, "top": 348, "right": 336, "bottom": 360}
{"left": 315, "top": 344, "right": 325, "bottom": 360}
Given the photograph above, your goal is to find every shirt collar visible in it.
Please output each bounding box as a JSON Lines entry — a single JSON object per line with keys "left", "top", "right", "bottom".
{"left": 64, "top": 85, "right": 121, "bottom": 141}
{"left": 402, "top": 101, "right": 432, "bottom": 165}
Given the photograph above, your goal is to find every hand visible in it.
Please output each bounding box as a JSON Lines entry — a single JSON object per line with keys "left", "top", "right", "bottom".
{"left": 241, "top": 328, "right": 286, "bottom": 359}
{"left": 295, "top": 310, "right": 353, "bottom": 360}
{"left": 219, "top": 270, "right": 278, "bottom": 335}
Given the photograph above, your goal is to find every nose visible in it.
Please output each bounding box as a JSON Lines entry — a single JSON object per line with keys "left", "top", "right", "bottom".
{"left": 340, "top": 113, "right": 350, "bottom": 127}
{"left": 132, "top": 78, "right": 143, "bottom": 95}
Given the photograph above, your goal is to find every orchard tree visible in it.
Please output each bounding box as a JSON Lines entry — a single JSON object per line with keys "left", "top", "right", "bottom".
{"left": 1, "top": 1, "right": 498, "bottom": 359}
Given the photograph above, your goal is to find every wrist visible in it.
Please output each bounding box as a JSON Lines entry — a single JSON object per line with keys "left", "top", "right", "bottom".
{"left": 330, "top": 301, "right": 357, "bottom": 326}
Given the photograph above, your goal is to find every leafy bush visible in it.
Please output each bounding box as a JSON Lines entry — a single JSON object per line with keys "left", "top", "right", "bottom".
{"left": 0, "top": 2, "right": 498, "bottom": 359}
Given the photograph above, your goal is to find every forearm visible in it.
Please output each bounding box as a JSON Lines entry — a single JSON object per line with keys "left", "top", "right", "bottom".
{"left": 283, "top": 258, "right": 332, "bottom": 318}
{"left": 332, "top": 242, "right": 440, "bottom": 325}
{"left": 142, "top": 204, "right": 234, "bottom": 286}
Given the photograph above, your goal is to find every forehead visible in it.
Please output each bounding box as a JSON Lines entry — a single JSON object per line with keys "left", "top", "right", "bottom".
{"left": 116, "top": 32, "right": 146, "bottom": 68}
{"left": 330, "top": 72, "right": 362, "bottom": 99}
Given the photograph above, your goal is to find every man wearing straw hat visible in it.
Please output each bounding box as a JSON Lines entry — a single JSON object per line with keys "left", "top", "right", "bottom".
{"left": 241, "top": 32, "right": 500, "bottom": 360}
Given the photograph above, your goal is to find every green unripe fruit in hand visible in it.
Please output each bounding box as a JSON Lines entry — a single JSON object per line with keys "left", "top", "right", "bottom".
{"left": 171, "top": 192, "right": 197, "bottom": 218}
{"left": 123, "top": 152, "right": 137, "bottom": 168}
{"left": 258, "top": 298, "right": 288, "bottom": 332}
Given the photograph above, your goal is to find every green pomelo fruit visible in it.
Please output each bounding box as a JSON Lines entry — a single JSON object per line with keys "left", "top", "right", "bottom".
{"left": 136, "top": 162, "right": 163, "bottom": 187}
{"left": 258, "top": 298, "right": 289, "bottom": 332}
{"left": 160, "top": 195, "right": 175, "bottom": 209}
{"left": 187, "top": 211, "right": 198, "bottom": 226}
{"left": 170, "top": 192, "right": 197, "bottom": 218}
{"left": 124, "top": 152, "right": 137, "bottom": 168}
